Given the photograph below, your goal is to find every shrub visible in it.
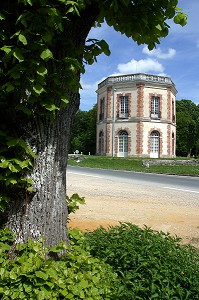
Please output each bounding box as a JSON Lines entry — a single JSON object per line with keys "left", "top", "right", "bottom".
{"left": 84, "top": 223, "right": 199, "bottom": 299}
{"left": 66, "top": 193, "right": 85, "bottom": 216}
{"left": 0, "top": 228, "right": 119, "bottom": 299}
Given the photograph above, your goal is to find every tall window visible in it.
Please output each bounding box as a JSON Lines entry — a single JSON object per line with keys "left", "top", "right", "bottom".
{"left": 99, "top": 131, "right": 104, "bottom": 154}
{"left": 151, "top": 96, "right": 160, "bottom": 119}
{"left": 120, "top": 96, "right": 128, "bottom": 118}
{"left": 172, "top": 99, "right": 175, "bottom": 122}
{"left": 118, "top": 130, "right": 128, "bottom": 157}
{"left": 150, "top": 130, "right": 160, "bottom": 158}
{"left": 172, "top": 132, "right": 175, "bottom": 156}
{"left": 99, "top": 98, "right": 105, "bottom": 120}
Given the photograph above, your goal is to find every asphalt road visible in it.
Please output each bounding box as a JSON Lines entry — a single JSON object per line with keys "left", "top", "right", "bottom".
{"left": 67, "top": 165, "right": 199, "bottom": 195}
{"left": 67, "top": 166, "right": 199, "bottom": 247}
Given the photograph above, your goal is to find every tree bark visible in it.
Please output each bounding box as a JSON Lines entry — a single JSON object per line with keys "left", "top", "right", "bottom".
{"left": 2, "top": 3, "right": 100, "bottom": 248}
{"left": 6, "top": 92, "right": 79, "bottom": 248}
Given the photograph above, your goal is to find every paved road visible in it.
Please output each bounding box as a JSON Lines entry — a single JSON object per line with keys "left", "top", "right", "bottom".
{"left": 67, "top": 166, "right": 199, "bottom": 247}
{"left": 67, "top": 165, "right": 199, "bottom": 195}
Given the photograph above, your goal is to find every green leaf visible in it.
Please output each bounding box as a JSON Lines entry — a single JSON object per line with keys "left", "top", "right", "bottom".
{"left": 18, "top": 33, "right": 27, "bottom": 45}
{"left": 44, "top": 104, "right": 60, "bottom": 111}
{"left": 174, "top": 12, "right": 187, "bottom": 26}
{"left": 6, "top": 83, "right": 15, "bottom": 92}
{"left": 7, "top": 138, "right": 19, "bottom": 147}
{"left": 0, "top": 160, "right": 9, "bottom": 168}
{"left": 40, "top": 49, "right": 53, "bottom": 60}
{"left": 33, "top": 83, "right": 44, "bottom": 95}
{"left": 35, "top": 271, "right": 48, "bottom": 280}
{"left": 13, "top": 49, "right": 24, "bottom": 62}
{"left": 8, "top": 163, "right": 20, "bottom": 173}
{"left": 8, "top": 178, "right": 18, "bottom": 185}
{"left": 10, "top": 269, "right": 18, "bottom": 280}
{"left": 18, "top": 139, "right": 27, "bottom": 149}
{"left": 61, "top": 96, "right": 69, "bottom": 106}
{"left": 1, "top": 46, "right": 12, "bottom": 54}
{"left": 0, "top": 13, "right": 5, "bottom": 21}
{"left": 37, "top": 65, "right": 48, "bottom": 76}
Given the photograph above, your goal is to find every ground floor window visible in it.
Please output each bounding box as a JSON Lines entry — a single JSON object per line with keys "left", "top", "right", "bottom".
{"left": 99, "top": 131, "right": 104, "bottom": 155}
{"left": 150, "top": 130, "right": 160, "bottom": 158}
{"left": 172, "top": 132, "right": 175, "bottom": 156}
{"left": 118, "top": 130, "right": 128, "bottom": 157}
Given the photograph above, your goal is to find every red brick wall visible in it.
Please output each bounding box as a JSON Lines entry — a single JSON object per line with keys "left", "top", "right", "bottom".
{"left": 106, "top": 123, "right": 111, "bottom": 154}
{"left": 136, "top": 122, "right": 144, "bottom": 155}
{"left": 167, "top": 88, "right": 171, "bottom": 121}
{"left": 106, "top": 87, "right": 112, "bottom": 119}
{"left": 137, "top": 84, "right": 144, "bottom": 117}
{"left": 167, "top": 124, "right": 171, "bottom": 157}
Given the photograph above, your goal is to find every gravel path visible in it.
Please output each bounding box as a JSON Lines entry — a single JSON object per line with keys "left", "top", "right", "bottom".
{"left": 67, "top": 172, "right": 199, "bottom": 248}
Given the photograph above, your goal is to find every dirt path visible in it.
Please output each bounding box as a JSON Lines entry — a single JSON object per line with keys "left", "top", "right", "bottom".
{"left": 67, "top": 173, "right": 199, "bottom": 248}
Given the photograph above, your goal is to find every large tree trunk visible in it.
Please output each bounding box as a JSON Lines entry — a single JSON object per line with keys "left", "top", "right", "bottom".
{"left": 6, "top": 92, "right": 79, "bottom": 248}
{"left": 1, "top": 2, "right": 100, "bottom": 248}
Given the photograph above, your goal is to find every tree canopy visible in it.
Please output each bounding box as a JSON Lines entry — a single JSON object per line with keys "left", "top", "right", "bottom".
{"left": 70, "top": 105, "right": 97, "bottom": 155}
{"left": 0, "top": 0, "right": 187, "bottom": 247}
{"left": 176, "top": 99, "right": 199, "bottom": 157}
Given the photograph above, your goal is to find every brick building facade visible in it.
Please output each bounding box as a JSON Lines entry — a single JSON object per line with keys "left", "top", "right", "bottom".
{"left": 96, "top": 73, "right": 176, "bottom": 158}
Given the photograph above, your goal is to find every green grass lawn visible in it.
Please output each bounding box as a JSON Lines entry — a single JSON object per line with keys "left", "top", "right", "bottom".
{"left": 68, "top": 155, "right": 199, "bottom": 176}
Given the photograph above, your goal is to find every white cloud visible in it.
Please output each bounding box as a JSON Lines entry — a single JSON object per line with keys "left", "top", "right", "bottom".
{"left": 80, "top": 76, "right": 107, "bottom": 91}
{"left": 117, "top": 58, "right": 164, "bottom": 74}
{"left": 142, "top": 46, "right": 176, "bottom": 59}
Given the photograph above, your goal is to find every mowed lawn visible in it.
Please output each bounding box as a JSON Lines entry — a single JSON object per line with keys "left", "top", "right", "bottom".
{"left": 68, "top": 155, "right": 199, "bottom": 176}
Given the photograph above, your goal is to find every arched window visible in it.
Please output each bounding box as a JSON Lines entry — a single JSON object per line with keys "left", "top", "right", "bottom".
{"left": 99, "top": 131, "right": 104, "bottom": 155}
{"left": 150, "top": 130, "right": 160, "bottom": 158}
{"left": 118, "top": 130, "right": 128, "bottom": 157}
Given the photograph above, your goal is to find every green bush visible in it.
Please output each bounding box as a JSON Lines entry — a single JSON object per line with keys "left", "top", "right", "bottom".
{"left": 84, "top": 223, "right": 199, "bottom": 300}
{"left": 0, "top": 228, "right": 119, "bottom": 299}
{"left": 1, "top": 224, "right": 199, "bottom": 299}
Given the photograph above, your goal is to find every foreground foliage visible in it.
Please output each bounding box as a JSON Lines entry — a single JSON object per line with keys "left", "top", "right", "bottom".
{"left": 84, "top": 223, "right": 199, "bottom": 299}
{"left": 1, "top": 225, "right": 199, "bottom": 299}
{"left": 0, "top": 228, "right": 118, "bottom": 299}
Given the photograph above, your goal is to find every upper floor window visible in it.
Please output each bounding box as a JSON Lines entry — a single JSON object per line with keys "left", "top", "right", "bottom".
{"left": 151, "top": 96, "right": 161, "bottom": 119}
{"left": 172, "top": 99, "right": 175, "bottom": 122}
{"left": 99, "top": 98, "right": 105, "bottom": 121}
{"left": 120, "top": 96, "right": 128, "bottom": 118}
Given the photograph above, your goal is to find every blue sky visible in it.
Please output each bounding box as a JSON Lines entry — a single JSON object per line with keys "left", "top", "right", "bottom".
{"left": 79, "top": 0, "right": 199, "bottom": 111}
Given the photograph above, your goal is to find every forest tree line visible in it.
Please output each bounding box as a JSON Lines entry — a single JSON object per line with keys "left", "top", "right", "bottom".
{"left": 70, "top": 99, "right": 199, "bottom": 157}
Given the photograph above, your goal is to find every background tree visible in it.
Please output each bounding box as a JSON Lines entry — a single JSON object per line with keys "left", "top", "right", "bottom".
{"left": 70, "top": 105, "right": 97, "bottom": 155}
{"left": 176, "top": 99, "right": 199, "bottom": 157}
{"left": 0, "top": 0, "right": 187, "bottom": 247}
